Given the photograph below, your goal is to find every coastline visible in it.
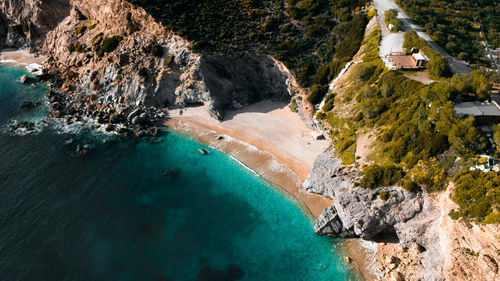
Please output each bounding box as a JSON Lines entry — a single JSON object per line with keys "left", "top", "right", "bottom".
{"left": 1, "top": 51, "right": 375, "bottom": 280}
{"left": 164, "top": 102, "right": 333, "bottom": 218}
{"left": 0, "top": 49, "right": 46, "bottom": 75}
{"left": 165, "top": 103, "right": 380, "bottom": 280}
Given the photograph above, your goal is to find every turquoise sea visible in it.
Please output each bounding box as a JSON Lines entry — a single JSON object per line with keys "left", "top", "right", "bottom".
{"left": 0, "top": 65, "right": 355, "bottom": 281}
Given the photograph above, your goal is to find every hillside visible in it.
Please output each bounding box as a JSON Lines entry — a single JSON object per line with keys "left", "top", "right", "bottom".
{"left": 1, "top": 1, "right": 499, "bottom": 280}
{"left": 128, "top": 0, "right": 368, "bottom": 101}
{"left": 307, "top": 9, "right": 500, "bottom": 280}
{"left": 396, "top": 0, "right": 499, "bottom": 68}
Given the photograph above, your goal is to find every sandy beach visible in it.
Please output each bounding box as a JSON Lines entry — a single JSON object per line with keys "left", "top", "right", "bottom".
{"left": 0, "top": 49, "right": 46, "bottom": 75}
{"left": 165, "top": 101, "right": 333, "bottom": 218}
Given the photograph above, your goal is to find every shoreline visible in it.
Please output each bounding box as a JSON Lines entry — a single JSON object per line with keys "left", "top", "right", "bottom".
{"left": 165, "top": 107, "right": 379, "bottom": 281}
{"left": 0, "top": 49, "right": 46, "bottom": 75}
{"left": 165, "top": 103, "right": 333, "bottom": 218}
{"left": 1, "top": 50, "right": 375, "bottom": 281}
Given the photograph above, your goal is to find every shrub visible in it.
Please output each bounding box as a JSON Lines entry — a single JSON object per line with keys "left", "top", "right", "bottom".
{"left": 67, "top": 43, "right": 76, "bottom": 53}
{"left": 360, "top": 164, "right": 404, "bottom": 189}
{"left": 165, "top": 55, "right": 174, "bottom": 66}
{"left": 379, "top": 190, "right": 390, "bottom": 200}
{"left": 289, "top": 99, "right": 298, "bottom": 112}
{"left": 126, "top": 12, "right": 132, "bottom": 22}
{"left": 88, "top": 23, "right": 97, "bottom": 30}
{"left": 402, "top": 180, "right": 420, "bottom": 192}
{"left": 367, "top": 9, "right": 376, "bottom": 19}
{"left": 74, "top": 25, "right": 87, "bottom": 36}
{"left": 384, "top": 9, "right": 401, "bottom": 32}
{"left": 143, "top": 42, "right": 164, "bottom": 57}
{"left": 407, "top": 158, "right": 447, "bottom": 192}
{"left": 92, "top": 32, "right": 104, "bottom": 45}
{"left": 95, "top": 36, "right": 122, "bottom": 57}
{"left": 307, "top": 84, "right": 329, "bottom": 105}
{"left": 352, "top": 64, "right": 375, "bottom": 82}
{"left": 322, "top": 100, "right": 334, "bottom": 112}
{"left": 75, "top": 43, "right": 86, "bottom": 53}
{"left": 452, "top": 170, "right": 500, "bottom": 223}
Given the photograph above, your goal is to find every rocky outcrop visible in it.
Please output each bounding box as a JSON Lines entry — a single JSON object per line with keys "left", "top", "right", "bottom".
{"left": 304, "top": 151, "right": 444, "bottom": 279}
{"left": 0, "top": 0, "right": 71, "bottom": 48}
{"left": 0, "top": 0, "right": 295, "bottom": 124}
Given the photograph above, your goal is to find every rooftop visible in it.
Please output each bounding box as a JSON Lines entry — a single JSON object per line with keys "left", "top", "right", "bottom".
{"left": 412, "top": 53, "right": 429, "bottom": 61}
{"left": 454, "top": 101, "right": 500, "bottom": 117}
{"left": 389, "top": 55, "right": 421, "bottom": 69}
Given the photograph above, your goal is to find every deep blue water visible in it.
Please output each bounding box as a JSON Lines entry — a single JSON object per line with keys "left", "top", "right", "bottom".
{"left": 0, "top": 65, "right": 355, "bottom": 281}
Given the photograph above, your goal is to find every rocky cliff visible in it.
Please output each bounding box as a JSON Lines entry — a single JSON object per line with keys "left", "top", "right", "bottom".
{"left": 0, "top": 0, "right": 294, "bottom": 131}
{"left": 305, "top": 151, "right": 500, "bottom": 280}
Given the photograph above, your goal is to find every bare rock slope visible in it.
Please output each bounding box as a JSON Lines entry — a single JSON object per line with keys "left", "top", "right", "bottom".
{"left": 305, "top": 151, "right": 500, "bottom": 280}
{"left": 0, "top": 0, "right": 293, "bottom": 122}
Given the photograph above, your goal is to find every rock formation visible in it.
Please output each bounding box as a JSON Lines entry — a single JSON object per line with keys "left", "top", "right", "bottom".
{"left": 304, "top": 151, "right": 443, "bottom": 279}
{"left": 305, "top": 151, "right": 500, "bottom": 280}
{"left": 0, "top": 0, "right": 294, "bottom": 122}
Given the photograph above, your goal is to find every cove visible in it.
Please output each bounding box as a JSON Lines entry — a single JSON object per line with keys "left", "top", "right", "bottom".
{"left": 0, "top": 65, "right": 356, "bottom": 281}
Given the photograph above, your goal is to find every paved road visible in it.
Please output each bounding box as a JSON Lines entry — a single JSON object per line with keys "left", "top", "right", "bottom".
{"left": 373, "top": 0, "right": 471, "bottom": 75}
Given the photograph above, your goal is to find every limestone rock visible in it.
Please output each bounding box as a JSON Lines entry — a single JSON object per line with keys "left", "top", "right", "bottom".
{"left": 304, "top": 151, "right": 443, "bottom": 278}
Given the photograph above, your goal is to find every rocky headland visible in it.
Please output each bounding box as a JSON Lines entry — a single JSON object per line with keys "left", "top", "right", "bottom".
{"left": 305, "top": 151, "right": 500, "bottom": 280}
{"left": 1, "top": 1, "right": 499, "bottom": 281}
{"left": 0, "top": 0, "right": 296, "bottom": 136}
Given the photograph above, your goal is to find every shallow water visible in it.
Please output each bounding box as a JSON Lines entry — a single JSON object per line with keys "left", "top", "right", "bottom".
{"left": 0, "top": 65, "right": 356, "bottom": 281}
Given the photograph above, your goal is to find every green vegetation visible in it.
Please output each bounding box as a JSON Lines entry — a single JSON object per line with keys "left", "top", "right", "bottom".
{"left": 95, "top": 36, "right": 122, "bottom": 57}
{"left": 165, "top": 55, "right": 174, "bottom": 66}
{"left": 379, "top": 190, "right": 390, "bottom": 201}
{"left": 321, "top": 26, "right": 384, "bottom": 166}
{"left": 321, "top": 23, "right": 496, "bottom": 204}
{"left": 74, "top": 25, "right": 87, "bottom": 36}
{"left": 128, "top": 0, "right": 369, "bottom": 104}
{"left": 307, "top": 84, "right": 329, "bottom": 105}
{"left": 289, "top": 98, "right": 298, "bottom": 113}
{"left": 494, "top": 124, "right": 500, "bottom": 156}
{"left": 360, "top": 164, "right": 404, "bottom": 189}
{"left": 68, "top": 43, "right": 86, "bottom": 53}
{"left": 88, "top": 23, "right": 97, "bottom": 30}
{"left": 396, "top": 0, "right": 498, "bottom": 66}
{"left": 92, "top": 32, "right": 104, "bottom": 45}
{"left": 322, "top": 92, "right": 335, "bottom": 112}
{"left": 384, "top": 9, "right": 401, "bottom": 32}
{"left": 143, "top": 42, "right": 164, "bottom": 57}
{"left": 403, "top": 30, "right": 449, "bottom": 78}
{"left": 451, "top": 170, "right": 500, "bottom": 224}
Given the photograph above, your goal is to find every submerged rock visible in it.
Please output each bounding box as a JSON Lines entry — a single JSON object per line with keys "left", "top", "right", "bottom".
{"left": 20, "top": 101, "right": 41, "bottom": 109}
{"left": 198, "top": 148, "right": 210, "bottom": 155}
{"left": 20, "top": 74, "right": 36, "bottom": 84}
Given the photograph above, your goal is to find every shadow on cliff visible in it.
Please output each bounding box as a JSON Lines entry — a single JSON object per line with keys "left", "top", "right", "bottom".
{"left": 199, "top": 53, "right": 291, "bottom": 119}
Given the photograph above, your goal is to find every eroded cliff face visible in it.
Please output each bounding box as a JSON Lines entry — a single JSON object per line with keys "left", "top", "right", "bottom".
{"left": 305, "top": 151, "right": 500, "bottom": 281}
{"left": 0, "top": 0, "right": 71, "bottom": 48}
{"left": 0, "top": 0, "right": 293, "bottom": 124}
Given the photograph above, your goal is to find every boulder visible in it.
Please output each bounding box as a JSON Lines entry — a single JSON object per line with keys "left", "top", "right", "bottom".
{"left": 304, "top": 151, "right": 443, "bottom": 278}
{"left": 198, "top": 148, "right": 210, "bottom": 155}
{"left": 20, "top": 74, "right": 36, "bottom": 84}
{"left": 20, "top": 101, "right": 40, "bottom": 109}
{"left": 104, "top": 123, "right": 114, "bottom": 132}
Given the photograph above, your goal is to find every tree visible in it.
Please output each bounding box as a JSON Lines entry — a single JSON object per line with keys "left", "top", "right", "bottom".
{"left": 448, "top": 117, "right": 485, "bottom": 157}
{"left": 493, "top": 124, "right": 500, "bottom": 155}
